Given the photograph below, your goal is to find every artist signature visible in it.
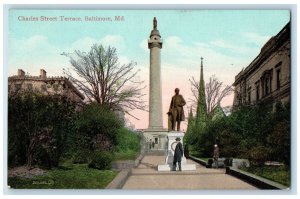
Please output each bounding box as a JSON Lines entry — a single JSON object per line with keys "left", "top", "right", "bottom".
{"left": 32, "top": 179, "right": 54, "bottom": 185}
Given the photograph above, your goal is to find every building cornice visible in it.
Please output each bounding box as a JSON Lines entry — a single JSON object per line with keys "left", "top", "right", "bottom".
{"left": 8, "top": 75, "right": 85, "bottom": 100}
{"left": 233, "top": 22, "right": 290, "bottom": 86}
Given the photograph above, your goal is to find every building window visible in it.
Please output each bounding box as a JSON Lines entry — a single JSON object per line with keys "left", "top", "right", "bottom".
{"left": 265, "top": 77, "right": 269, "bottom": 95}
{"left": 276, "top": 69, "right": 281, "bottom": 89}
{"left": 256, "top": 83, "right": 260, "bottom": 101}
{"left": 248, "top": 91, "right": 251, "bottom": 104}
{"left": 237, "top": 93, "right": 242, "bottom": 105}
{"left": 27, "top": 83, "right": 33, "bottom": 91}
{"left": 247, "top": 86, "right": 251, "bottom": 104}
{"left": 155, "top": 137, "right": 158, "bottom": 144}
{"left": 241, "top": 80, "right": 246, "bottom": 104}
{"left": 15, "top": 84, "right": 21, "bottom": 92}
{"left": 261, "top": 70, "right": 272, "bottom": 97}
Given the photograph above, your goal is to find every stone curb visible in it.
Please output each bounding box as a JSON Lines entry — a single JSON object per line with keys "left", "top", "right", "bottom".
{"left": 188, "top": 155, "right": 207, "bottom": 167}
{"left": 106, "top": 136, "right": 146, "bottom": 189}
{"left": 226, "top": 166, "right": 289, "bottom": 190}
{"left": 106, "top": 169, "right": 132, "bottom": 189}
{"left": 106, "top": 152, "right": 145, "bottom": 189}
{"left": 134, "top": 152, "right": 145, "bottom": 167}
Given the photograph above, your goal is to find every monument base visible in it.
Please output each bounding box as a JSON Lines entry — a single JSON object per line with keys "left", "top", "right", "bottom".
{"left": 157, "top": 131, "right": 196, "bottom": 171}
{"left": 142, "top": 129, "right": 168, "bottom": 151}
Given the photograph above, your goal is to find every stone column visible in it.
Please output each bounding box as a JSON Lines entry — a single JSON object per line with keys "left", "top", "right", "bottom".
{"left": 148, "top": 17, "right": 163, "bottom": 130}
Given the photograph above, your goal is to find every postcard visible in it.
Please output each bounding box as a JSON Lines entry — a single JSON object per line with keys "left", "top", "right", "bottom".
{"left": 6, "top": 8, "right": 291, "bottom": 191}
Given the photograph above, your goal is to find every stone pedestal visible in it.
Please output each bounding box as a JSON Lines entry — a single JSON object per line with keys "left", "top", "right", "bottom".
{"left": 143, "top": 129, "right": 168, "bottom": 152}
{"left": 157, "top": 131, "right": 196, "bottom": 171}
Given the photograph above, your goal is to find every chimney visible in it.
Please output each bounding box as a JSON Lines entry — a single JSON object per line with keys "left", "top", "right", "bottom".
{"left": 40, "top": 69, "right": 47, "bottom": 78}
{"left": 18, "top": 69, "right": 25, "bottom": 77}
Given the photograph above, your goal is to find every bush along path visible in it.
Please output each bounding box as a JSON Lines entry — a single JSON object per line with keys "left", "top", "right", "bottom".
{"left": 8, "top": 100, "right": 141, "bottom": 189}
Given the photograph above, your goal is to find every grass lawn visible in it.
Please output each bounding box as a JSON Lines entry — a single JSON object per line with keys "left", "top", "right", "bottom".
{"left": 189, "top": 149, "right": 210, "bottom": 162}
{"left": 8, "top": 162, "right": 118, "bottom": 189}
{"left": 240, "top": 165, "right": 290, "bottom": 187}
{"left": 198, "top": 157, "right": 210, "bottom": 162}
{"left": 113, "top": 150, "right": 139, "bottom": 160}
{"left": 189, "top": 149, "right": 202, "bottom": 158}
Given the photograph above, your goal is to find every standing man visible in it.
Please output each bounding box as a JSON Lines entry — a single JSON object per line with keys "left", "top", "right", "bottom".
{"left": 168, "top": 88, "right": 186, "bottom": 131}
{"left": 213, "top": 144, "right": 220, "bottom": 168}
{"left": 173, "top": 137, "right": 184, "bottom": 171}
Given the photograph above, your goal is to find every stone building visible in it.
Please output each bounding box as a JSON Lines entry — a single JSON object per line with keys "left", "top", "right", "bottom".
{"left": 233, "top": 22, "right": 290, "bottom": 107}
{"left": 8, "top": 69, "right": 85, "bottom": 102}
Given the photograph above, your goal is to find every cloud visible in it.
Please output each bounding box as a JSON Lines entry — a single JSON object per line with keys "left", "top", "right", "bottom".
{"left": 210, "top": 39, "right": 258, "bottom": 56}
{"left": 100, "top": 35, "right": 125, "bottom": 53}
{"left": 242, "top": 32, "right": 271, "bottom": 46}
{"left": 69, "top": 37, "right": 99, "bottom": 52}
{"left": 8, "top": 34, "right": 128, "bottom": 77}
{"left": 139, "top": 38, "right": 148, "bottom": 52}
{"left": 161, "top": 36, "right": 246, "bottom": 80}
{"left": 9, "top": 35, "right": 58, "bottom": 56}
{"left": 69, "top": 35, "right": 125, "bottom": 53}
{"left": 8, "top": 35, "right": 64, "bottom": 76}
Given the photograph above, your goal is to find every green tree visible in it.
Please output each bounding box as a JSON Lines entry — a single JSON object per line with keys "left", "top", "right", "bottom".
{"left": 194, "top": 101, "right": 290, "bottom": 165}
{"left": 184, "top": 107, "right": 196, "bottom": 145}
{"left": 73, "top": 103, "right": 122, "bottom": 153}
{"left": 8, "top": 92, "right": 76, "bottom": 168}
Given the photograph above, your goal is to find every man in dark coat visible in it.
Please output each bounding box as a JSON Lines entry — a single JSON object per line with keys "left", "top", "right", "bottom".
{"left": 213, "top": 144, "right": 220, "bottom": 168}
{"left": 168, "top": 88, "right": 186, "bottom": 131}
{"left": 172, "top": 137, "right": 184, "bottom": 171}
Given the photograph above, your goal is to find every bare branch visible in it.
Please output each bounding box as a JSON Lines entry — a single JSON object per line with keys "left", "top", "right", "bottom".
{"left": 189, "top": 74, "right": 233, "bottom": 115}
{"left": 63, "top": 44, "right": 146, "bottom": 117}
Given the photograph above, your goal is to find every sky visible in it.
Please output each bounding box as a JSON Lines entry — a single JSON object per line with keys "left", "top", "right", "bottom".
{"left": 8, "top": 9, "right": 290, "bottom": 130}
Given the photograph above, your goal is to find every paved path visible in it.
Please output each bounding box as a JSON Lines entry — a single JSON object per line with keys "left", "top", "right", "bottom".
{"left": 122, "top": 155, "right": 258, "bottom": 190}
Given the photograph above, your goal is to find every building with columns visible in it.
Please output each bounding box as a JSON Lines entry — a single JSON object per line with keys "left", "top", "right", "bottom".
{"left": 233, "top": 22, "right": 290, "bottom": 108}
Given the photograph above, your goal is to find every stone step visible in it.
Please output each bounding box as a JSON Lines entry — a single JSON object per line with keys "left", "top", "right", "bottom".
{"left": 158, "top": 163, "right": 196, "bottom": 171}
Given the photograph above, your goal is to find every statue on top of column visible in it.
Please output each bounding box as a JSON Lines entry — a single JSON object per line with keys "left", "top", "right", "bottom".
{"left": 153, "top": 17, "right": 157, "bottom": 30}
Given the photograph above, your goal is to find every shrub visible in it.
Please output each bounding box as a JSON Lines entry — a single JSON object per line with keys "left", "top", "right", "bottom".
{"left": 218, "top": 129, "right": 242, "bottom": 158}
{"left": 267, "top": 121, "right": 290, "bottom": 165}
{"left": 72, "top": 150, "right": 91, "bottom": 164}
{"left": 248, "top": 146, "right": 271, "bottom": 166}
{"left": 188, "top": 101, "right": 290, "bottom": 165}
{"left": 74, "top": 103, "right": 122, "bottom": 152}
{"left": 8, "top": 92, "right": 76, "bottom": 168}
{"left": 224, "top": 158, "right": 233, "bottom": 167}
{"left": 88, "top": 151, "right": 113, "bottom": 170}
{"left": 113, "top": 128, "right": 141, "bottom": 160}
{"left": 115, "top": 128, "right": 140, "bottom": 152}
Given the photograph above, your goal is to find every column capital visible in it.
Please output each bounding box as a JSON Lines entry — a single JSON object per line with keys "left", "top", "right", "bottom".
{"left": 148, "top": 41, "right": 163, "bottom": 49}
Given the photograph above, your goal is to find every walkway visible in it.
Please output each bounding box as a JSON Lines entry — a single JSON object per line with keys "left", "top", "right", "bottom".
{"left": 122, "top": 155, "right": 258, "bottom": 189}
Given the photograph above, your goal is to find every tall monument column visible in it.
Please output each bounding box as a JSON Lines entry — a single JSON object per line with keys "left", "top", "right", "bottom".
{"left": 148, "top": 17, "right": 163, "bottom": 130}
